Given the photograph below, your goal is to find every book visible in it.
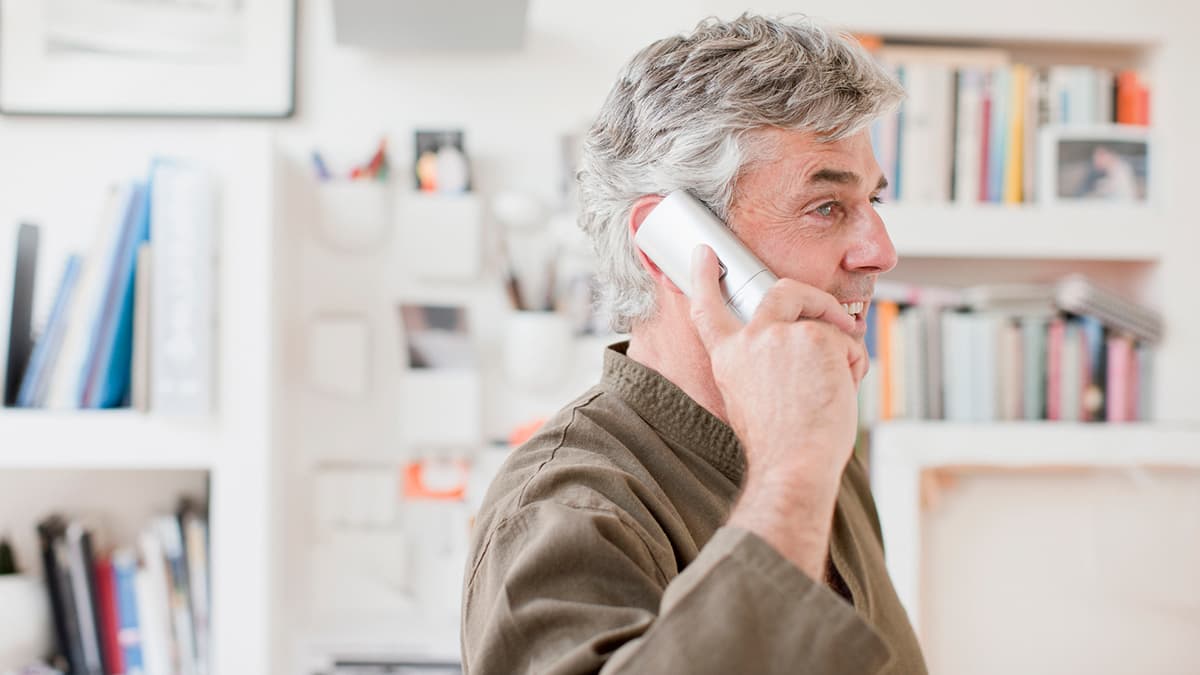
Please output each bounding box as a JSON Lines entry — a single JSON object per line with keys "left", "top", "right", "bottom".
{"left": 138, "top": 530, "right": 175, "bottom": 675}
{"left": 1059, "top": 320, "right": 1083, "bottom": 422}
{"left": 987, "top": 66, "right": 1010, "bottom": 203}
{"left": 877, "top": 301, "right": 899, "bottom": 420}
{"left": 898, "top": 63, "right": 955, "bottom": 203}
{"left": 65, "top": 522, "right": 107, "bottom": 675}
{"left": 997, "top": 318, "right": 1022, "bottom": 421}
{"left": 94, "top": 555, "right": 125, "bottom": 675}
{"left": 179, "top": 500, "right": 210, "bottom": 675}
{"left": 941, "top": 312, "right": 974, "bottom": 422}
{"left": 112, "top": 547, "right": 146, "bottom": 675}
{"left": 1046, "top": 317, "right": 1064, "bottom": 421}
{"left": 1105, "top": 334, "right": 1135, "bottom": 423}
{"left": 82, "top": 180, "right": 151, "bottom": 408}
{"left": 131, "top": 243, "right": 153, "bottom": 412}
{"left": 953, "top": 69, "right": 985, "bottom": 204}
{"left": 150, "top": 162, "right": 216, "bottom": 416}
{"left": 1020, "top": 315, "right": 1048, "bottom": 420}
{"left": 156, "top": 515, "right": 197, "bottom": 675}
{"left": 1003, "top": 64, "right": 1027, "bottom": 204}
{"left": 5, "top": 222, "right": 38, "bottom": 406}
{"left": 17, "top": 255, "right": 83, "bottom": 407}
{"left": 46, "top": 185, "right": 136, "bottom": 409}
{"left": 1079, "top": 316, "right": 1107, "bottom": 421}
{"left": 38, "top": 516, "right": 84, "bottom": 674}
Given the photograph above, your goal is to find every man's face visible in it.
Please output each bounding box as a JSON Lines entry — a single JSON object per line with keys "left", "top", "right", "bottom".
{"left": 726, "top": 127, "right": 897, "bottom": 340}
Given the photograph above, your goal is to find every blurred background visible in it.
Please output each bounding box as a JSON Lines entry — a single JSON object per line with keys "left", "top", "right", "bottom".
{"left": 0, "top": 1, "right": 1198, "bottom": 674}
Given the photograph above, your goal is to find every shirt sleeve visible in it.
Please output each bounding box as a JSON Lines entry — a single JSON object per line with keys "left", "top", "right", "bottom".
{"left": 462, "top": 499, "right": 892, "bottom": 674}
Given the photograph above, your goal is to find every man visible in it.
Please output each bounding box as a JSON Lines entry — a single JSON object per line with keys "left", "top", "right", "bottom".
{"left": 462, "top": 14, "right": 928, "bottom": 674}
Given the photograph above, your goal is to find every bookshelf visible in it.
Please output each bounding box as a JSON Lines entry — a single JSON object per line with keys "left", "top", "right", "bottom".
{"left": 0, "top": 124, "right": 276, "bottom": 675}
{"left": 0, "top": 410, "right": 218, "bottom": 470}
{"left": 881, "top": 204, "right": 1164, "bottom": 261}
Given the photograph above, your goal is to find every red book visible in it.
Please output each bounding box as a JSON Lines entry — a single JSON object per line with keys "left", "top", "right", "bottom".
{"left": 1116, "top": 71, "right": 1138, "bottom": 124}
{"left": 1106, "top": 335, "right": 1133, "bottom": 422}
{"left": 93, "top": 556, "right": 125, "bottom": 675}
{"left": 1046, "top": 318, "right": 1064, "bottom": 421}
{"left": 979, "top": 75, "right": 993, "bottom": 202}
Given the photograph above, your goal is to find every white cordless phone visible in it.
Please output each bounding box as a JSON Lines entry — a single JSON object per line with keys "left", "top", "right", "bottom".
{"left": 634, "top": 190, "right": 778, "bottom": 322}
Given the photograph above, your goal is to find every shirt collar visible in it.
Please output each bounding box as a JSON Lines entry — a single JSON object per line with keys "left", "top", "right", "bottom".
{"left": 601, "top": 341, "right": 745, "bottom": 485}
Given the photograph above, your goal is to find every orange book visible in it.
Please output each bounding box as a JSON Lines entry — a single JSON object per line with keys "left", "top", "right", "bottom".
{"left": 1003, "top": 64, "right": 1027, "bottom": 204}
{"left": 877, "top": 301, "right": 899, "bottom": 420}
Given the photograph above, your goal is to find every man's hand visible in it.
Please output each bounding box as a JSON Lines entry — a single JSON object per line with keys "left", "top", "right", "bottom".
{"left": 689, "top": 244, "right": 868, "bottom": 580}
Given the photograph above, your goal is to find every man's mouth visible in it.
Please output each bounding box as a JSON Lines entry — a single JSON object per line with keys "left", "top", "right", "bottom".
{"left": 840, "top": 301, "right": 866, "bottom": 321}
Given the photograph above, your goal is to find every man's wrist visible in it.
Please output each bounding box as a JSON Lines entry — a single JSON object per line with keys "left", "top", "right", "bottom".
{"left": 728, "top": 476, "right": 838, "bottom": 580}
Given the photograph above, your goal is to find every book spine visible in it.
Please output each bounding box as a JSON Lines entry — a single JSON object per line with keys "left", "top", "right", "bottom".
{"left": 150, "top": 163, "right": 216, "bottom": 416}
{"left": 17, "top": 255, "right": 82, "bottom": 407}
{"left": 67, "top": 523, "right": 107, "bottom": 675}
{"left": 877, "top": 301, "right": 899, "bottom": 420}
{"left": 987, "top": 67, "right": 1009, "bottom": 203}
{"left": 138, "top": 531, "right": 176, "bottom": 675}
{"left": 156, "top": 517, "right": 197, "bottom": 675}
{"left": 1046, "top": 317, "right": 1064, "bottom": 421}
{"left": 94, "top": 555, "right": 124, "bottom": 675}
{"left": 112, "top": 548, "right": 146, "bottom": 675}
{"left": 1003, "top": 64, "right": 1027, "bottom": 204}
{"left": 954, "top": 69, "right": 983, "bottom": 204}
{"left": 5, "top": 222, "right": 39, "bottom": 406}
{"left": 1106, "top": 335, "right": 1132, "bottom": 423}
{"left": 84, "top": 182, "right": 151, "bottom": 408}
{"left": 1021, "top": 316, "right": 1047, "bottom": 420}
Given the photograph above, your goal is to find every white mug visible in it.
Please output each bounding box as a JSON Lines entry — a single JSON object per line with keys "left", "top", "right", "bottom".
{"left": 0, "top": 575, "right": 52, "bottom": 670}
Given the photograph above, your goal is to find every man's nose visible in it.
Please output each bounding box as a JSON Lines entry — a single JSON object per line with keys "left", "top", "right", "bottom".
{"left": 845, "top": 208, "right": 898, "bottom": 275}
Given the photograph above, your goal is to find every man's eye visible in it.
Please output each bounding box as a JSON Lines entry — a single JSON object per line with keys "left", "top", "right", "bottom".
{"left": 815, "top": 202, "right": 836, "bottom": 217}
{"left": 870, "top": 195, "right": 885, "bottom": 206}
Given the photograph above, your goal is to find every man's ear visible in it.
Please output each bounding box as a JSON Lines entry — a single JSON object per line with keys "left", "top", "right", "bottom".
{"left": 629, "top": 194, "right": 684, "bottom": 295}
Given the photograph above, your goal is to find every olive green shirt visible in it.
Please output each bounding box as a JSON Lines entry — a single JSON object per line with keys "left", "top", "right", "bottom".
{"left": 462, "top": 343, "right": 927, "bottom": 674}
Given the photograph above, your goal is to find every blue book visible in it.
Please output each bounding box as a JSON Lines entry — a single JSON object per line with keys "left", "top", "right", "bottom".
{"left": 864, "top": 302, "right": 879, "bottom": 360}
{"left": 17, "top": 255, "right": 82, "bottom": 407}
{"left": 1079, "top": 315, "right": 1106, "bottom": 421}
{"left": 987, "top": 67, "right": 1010, "bottom": 203}
{"left": 81, "top": 179, "right": 151, "bottom": 408}
{"left": 111, "top": 549, "right": 145, "bottom": 675}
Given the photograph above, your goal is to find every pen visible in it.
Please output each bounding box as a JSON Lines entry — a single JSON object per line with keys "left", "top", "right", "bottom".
{"left": 311, "top": 151, "right": 331, "bottom": 181}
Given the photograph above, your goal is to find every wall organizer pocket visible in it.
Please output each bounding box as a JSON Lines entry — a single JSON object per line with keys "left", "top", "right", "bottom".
{"left": 314, "top": 181, "right": 393, "bottom": 254}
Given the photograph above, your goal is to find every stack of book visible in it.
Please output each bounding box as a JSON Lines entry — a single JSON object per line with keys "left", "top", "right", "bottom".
{"left": 1, "top": 160, "right": 214, "bottom": 414}
{"left": 860, "top": 276, "right": 1160, "bottom": 425}
{"left": 866, "top": 42, "right": 1152, "bottom": 205}
{"left": 36, "top": 499, "right": 209, "bottom": 675}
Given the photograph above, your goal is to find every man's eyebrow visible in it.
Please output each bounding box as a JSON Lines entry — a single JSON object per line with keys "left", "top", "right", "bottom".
{"left": 807, "top": 168, "right": 861, "bottom": 186}
{"left": 804, "top": 169, "right": 889, "bottom": 192}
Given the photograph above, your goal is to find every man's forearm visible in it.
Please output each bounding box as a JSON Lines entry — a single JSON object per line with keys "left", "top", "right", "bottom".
{"left": 726, "top": 472, "right": 839, "bottom": 581}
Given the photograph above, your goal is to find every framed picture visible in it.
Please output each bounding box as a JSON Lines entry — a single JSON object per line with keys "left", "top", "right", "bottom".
{"left": 1038, "top": 124, "right": 1150, "bottom": 204}
{"left": 0, "top": 0, "right": 296, "bottom": 117}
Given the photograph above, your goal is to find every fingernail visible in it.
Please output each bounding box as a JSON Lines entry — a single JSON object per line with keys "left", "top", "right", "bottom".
{"left": 692, "top": 244, "right": 706, "bottom": 269}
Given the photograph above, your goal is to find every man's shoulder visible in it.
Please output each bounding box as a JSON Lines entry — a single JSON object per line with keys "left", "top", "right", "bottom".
{"left": 481, "top": 385, "right": 658, "bottom": 516}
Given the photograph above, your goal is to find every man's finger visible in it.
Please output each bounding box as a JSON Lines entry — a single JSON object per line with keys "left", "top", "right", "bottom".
{"left": 848, "top": 339, "right": 869, "bottom": 388}
{"left": 689, "top": 245, "right": 741, "bottom": 352}
{"left": 751, "top": 279, "right": 855, "bottom": 334}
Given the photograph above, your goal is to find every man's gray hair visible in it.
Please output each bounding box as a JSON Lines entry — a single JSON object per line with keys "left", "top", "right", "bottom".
{"left": 577, "top": 14, "right": 904, "bottom": 333}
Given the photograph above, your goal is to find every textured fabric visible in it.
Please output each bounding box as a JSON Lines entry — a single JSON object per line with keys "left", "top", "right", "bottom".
{"left": 462, "top": 342, "right": 928, "bottom": 674}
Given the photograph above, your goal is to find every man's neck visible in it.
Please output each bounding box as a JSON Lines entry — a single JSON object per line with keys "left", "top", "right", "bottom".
{"left": 625, "top": 296, "right": 729, "bottom": 424}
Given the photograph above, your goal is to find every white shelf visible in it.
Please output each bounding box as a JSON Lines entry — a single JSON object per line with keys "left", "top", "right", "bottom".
{"left": 873, "top": 421, "right": 1200, "bottom": 468}
{"left": 0, "top": 409, "right": 219, "bottom": 470}
{"left": 879, "top": 204, "right": 1163, "bottom": 261}
{"left": 870, "top": 421, "right": 1200, "bottom": 631}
